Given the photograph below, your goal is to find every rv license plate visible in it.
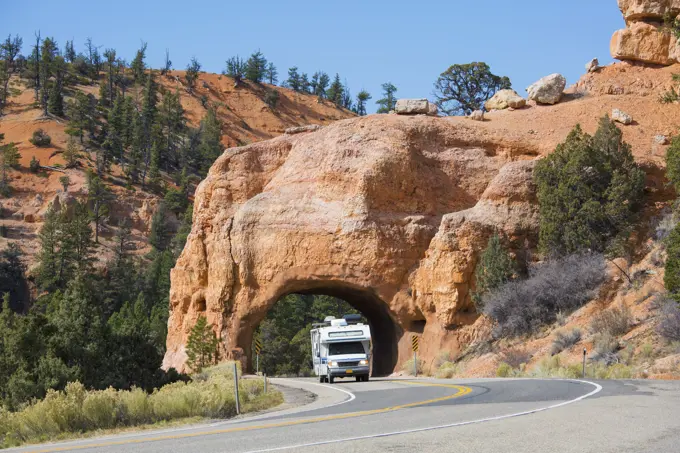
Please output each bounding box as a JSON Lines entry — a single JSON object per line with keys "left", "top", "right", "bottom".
{"left": 345, "top": 369, "right": 353, "bottom": 374}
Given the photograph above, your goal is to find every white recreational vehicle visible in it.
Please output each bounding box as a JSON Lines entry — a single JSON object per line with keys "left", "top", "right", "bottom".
{"left": 310, "top": 314, "right": 371, "bottom": 383}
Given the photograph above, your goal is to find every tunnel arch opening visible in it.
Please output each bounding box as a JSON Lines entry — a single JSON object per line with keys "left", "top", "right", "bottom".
{"left": 242, "top": 282, "right": 401, "bottom": 377}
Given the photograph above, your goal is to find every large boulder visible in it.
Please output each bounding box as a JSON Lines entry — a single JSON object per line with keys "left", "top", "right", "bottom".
{"left": 163, "top": 115, "right": 539, "bottom": 374}
{"left": 611, "top": 0, "right": 680, "bottom": 65}
{"left": 484, "top": 89, "right": 526, "bottom": 110}
{"left": 395, "top": 99, "right": 431, "bottom": 115}
{"left": 526, "top": 74, "right": 567, "bottom": 105}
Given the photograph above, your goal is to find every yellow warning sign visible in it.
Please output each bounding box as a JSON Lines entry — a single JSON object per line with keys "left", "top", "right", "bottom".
{"left": 254, "top": 339, "right": 262, "bottom": 355}
{"left": 411, "top": 334, "right": 419, "bottom": 352}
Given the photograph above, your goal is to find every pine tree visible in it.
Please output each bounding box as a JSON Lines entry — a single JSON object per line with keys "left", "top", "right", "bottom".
{"left": 326, "top": 74, "right": 343, "bottom": 106}
{"left": 148, "top": 139, "right": 161, "bottom": 188}
{"left": 66, "top": 91, "right": 95, "bottom": 143}
{"left": 376, "top": 82, "right": 397, "bottom": 113}
{"left": 130, "top": 42, "right": 147, "bottom": 84}
{"left": 63, "top": 135, "right": 79, "bottom": 168}
{"left": 266, "top": 62, "right": 278, "bottom": 85}
{"left": 341, "top": 80, "right": 352, "bottom": 110}
{"left": 86, "top": 171, "right": 112, "bottom": 243}
{"left": 64, "top": 40, "right": 75, "bottom": 63}
{"left": 666, "top": 135, "right": 680, "bottom": 193}
{"left": 39, "top": 37, "right": 58, "bottom": 116}
{"left": 225, "top": 56, "right": 246, "bottom": 85}
{"left": 300, "top": 73, "right": 310, "bottom": 94}
{"left": 472, "top": 234, "right": 515, "bottom": 311}
{"left": 1, "top": 34, "right": 23, "bottom": 72}
{"left": 198, "top": 108, "right": 223, "bottom": 174}
{"left": 245, "top": 50, "right": 267, "bottom": 83}
{"left": 149, "top": 203, "right": 172, "bottom": 252}
{"left": 185, "top": 57, "right": 201, "bottom": 93}
{"left": 316, "top": 72, "right": 330, "bottom": 100}
{"left": 159, "top": 89, "right": 186, "bottom": 170}
{"left": 47, "top": 56, "right": 65, "bottom": 116}
{"left": 285, "top": 67, "right": 302, "bottom": 92}
{"left": 185, "top": 316, "right": 219, "bottom": 372}
{"left": 356, "top": 90, "right": 371, "bottom": 116}
{"left": 103, "top": 48, "right": 117, "bottom": 106}
{"left": 161, "top": 48, "right": 172, "bottom": 75}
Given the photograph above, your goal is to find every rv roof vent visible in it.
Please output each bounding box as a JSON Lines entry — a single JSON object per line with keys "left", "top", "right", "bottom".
{"left": 330, "top": 319, "right": 348, "bottom": 327}
{"left": 323, "top": 316, "right": 336, "bottom": 323}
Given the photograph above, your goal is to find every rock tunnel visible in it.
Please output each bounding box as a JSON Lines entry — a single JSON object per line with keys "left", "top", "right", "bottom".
{"left": 242, "top": 282, "right": 401, "bottom": 377}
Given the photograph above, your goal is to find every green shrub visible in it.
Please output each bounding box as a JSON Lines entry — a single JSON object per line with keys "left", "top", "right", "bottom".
{"left": 29, "top": 128, "right": 51, "bottom": 147}
{"left": 472, "top": 233, "right": 515, "bottom": 312}
{"left": 435, "top": 361, "right": 459, "bottom": 379}
{"left": 29, "top": 156, "right": 40, "bottom": 173}
{"left": 82, "top": 388, "right": 118, "bottom": 429}
{"left": 496, "top": 362, "right": 513, "bottom": 377}
{"left": 401, "top": 357, "right": 425, "bottom": 376}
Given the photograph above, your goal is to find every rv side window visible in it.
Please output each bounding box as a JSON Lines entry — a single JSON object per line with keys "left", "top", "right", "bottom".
{"left": 329, "top": 342, "right": 365, "bottom": 355}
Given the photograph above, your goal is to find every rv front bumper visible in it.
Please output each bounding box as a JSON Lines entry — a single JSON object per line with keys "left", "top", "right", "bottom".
{"left": 328, "top": 366, "right": 370, "bottom": 377}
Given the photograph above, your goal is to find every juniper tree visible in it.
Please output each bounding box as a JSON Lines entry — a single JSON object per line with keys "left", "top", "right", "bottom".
{"left": 433, "top": 62, "right": 511, "bottom": 116}
{"left": 185, "top": 57, "right": 200, "bottom": 93}
{"left": 376, "top": 82, "right": 397, "bottom": 113}
{"left": 186, "top": 316, "right": 219, "bottom": 372}
{"left": 535, "top": 116, "right": 645, "bottom": 256}
{"left": 472, "top": 233, "right": 515, "bottom": 311}
{"left": 356, "top": 90, "right": 371, "bottom": 116}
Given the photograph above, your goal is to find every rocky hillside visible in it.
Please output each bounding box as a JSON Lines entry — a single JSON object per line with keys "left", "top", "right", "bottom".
{"left": 164, "top": 1, "right": 680, "bottom": 379}
{"left": 0, "top": 71, "right": 354, "bottom": 266}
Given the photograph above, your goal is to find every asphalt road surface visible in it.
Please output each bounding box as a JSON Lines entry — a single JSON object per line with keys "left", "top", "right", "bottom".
{"left": 10, "top": 377, "right": 680, "bottom": 453}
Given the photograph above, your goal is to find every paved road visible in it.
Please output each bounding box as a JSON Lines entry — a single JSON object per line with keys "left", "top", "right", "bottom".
{"left": 10, "top": 377, "right": 680, "bottom": 453}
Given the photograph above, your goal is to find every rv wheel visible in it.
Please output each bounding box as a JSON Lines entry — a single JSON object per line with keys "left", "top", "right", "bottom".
{"left": 328, "top": 374, "right": 334, "bottom": 384}
{"left": 319, "top": 375, "right": 325, "bottom": 383}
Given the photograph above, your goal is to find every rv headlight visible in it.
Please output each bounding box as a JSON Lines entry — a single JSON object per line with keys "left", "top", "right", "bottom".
{"left": 359, "top": 360, "right": 368, "bottom": 366}
{"left": 328, "top": 361, "right": 336, "bottom": 367}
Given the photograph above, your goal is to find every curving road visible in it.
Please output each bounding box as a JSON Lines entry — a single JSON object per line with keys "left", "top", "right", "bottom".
{"left": 10, "top": 378, "right": 680, "bottom": 453}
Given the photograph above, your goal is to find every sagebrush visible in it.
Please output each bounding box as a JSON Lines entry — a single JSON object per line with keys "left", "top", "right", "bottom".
{"left": 484, "top": 254, "right": 606, "bottom": 337}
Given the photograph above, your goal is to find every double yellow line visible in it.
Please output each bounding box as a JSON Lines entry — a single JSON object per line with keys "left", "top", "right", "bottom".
{"left": 23, "top": 381, "right": 473, "bottom": 453}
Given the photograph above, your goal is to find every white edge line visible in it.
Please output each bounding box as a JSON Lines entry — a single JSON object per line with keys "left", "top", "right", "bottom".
{"left": 243, "top": 379, "right": 603, "bottom": 453}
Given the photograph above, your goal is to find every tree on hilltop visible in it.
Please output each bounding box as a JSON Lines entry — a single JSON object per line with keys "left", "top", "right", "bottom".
{"left": 266, "top": 62, "right": 278, "bottom": 85}
{"left": 376, "top": 82, "right": 397, "bottom": 113}
{"left": 225, "top": 56, "right": 246, "bottom": 85}
{"left": 245, "top": 50, "right": 267, "bottom": 83}
{"left": 356, "top": 90, "right": 371, "bottom": 116}
{"left": 433, "top": 62, "right": 510, "bottom": 116}
{"left": 185, "top": 57, "right": 201, "bottom": 94}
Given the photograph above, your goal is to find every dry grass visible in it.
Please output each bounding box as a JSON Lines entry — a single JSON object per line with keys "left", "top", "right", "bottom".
{"left": 0, "top": 363, "right": 282, "bottom": 448}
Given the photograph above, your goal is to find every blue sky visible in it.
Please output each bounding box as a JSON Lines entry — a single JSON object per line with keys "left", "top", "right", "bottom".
{"left": 5, "top": 0, "right": 623, "bottom": 113}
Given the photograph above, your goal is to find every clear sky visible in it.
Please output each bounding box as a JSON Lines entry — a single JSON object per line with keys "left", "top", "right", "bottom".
{"left": 5, "top": 0, "right": 624, "bottom": 113}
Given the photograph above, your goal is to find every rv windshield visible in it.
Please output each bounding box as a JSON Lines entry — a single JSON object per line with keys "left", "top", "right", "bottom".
{"left": 329, "top": 341, "right": 365, "bottom": 355}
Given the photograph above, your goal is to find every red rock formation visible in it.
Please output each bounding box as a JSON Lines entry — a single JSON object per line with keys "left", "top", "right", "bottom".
{"left": 163, "top": 115, "right": 539, "bottom": 374}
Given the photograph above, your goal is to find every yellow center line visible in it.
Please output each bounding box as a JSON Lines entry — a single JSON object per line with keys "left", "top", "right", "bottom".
{"left": 23, "top": 382, "right": 473, "bottom": 453}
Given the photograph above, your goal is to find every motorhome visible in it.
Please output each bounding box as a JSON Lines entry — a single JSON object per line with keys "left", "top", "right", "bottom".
{"left": 310, "top": 314, "right": 371, "bottom": 383}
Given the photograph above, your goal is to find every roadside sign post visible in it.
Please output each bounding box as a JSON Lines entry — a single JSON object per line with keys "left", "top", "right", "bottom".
{"left": 411, "top": 335, "right": 419, "bottom": 377}
{"left": 254, "top": 339, "right": 262, "bottom": 375}
{"left": 233, "top": 362, "right": 241, "bottom": 415}
{"left": 264, "top": 373, "right": 268, "bottom": 394}
{"left": 582, "top": 348, "right": 587, "bottom": 378}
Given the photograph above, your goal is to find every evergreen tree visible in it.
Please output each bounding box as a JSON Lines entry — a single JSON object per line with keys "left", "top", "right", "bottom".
{"left": 341, "top": 80, "right": 352, "bottom": 110}
{"left": 185, "top": 316, "right": 219, "bottom": 372}
{"left": 434, "top": 62, "right": 511, "bottom": 116}
{"left": 159, "top": 89, "right": 186, "bottom": 170}
{"left": 0, "top": 243, "right": 29, "bottom": 312}
{"left": 149, "top": 203, "right": 172, "bottom": 252}
{"left": 300, "top": 73, "right": 310, "bottom": 94}
{"left": 666, "top": 135, "right": 680, "bottom": 193}
{"left": 535, "top": 116, "right": 645, "bottom": 256}
{"left": 198, "top": 107, "right": 223, "bottom": 174}
{"left": 0, "top": 135, "right": 20, "bottom": 196}
{"left": 245, "top": 50, "right": 267, "bottom": 83}
{"left": 1, "top": 34, "right": 23, "bottom": 72}
{"left": 225, "top": 56, "right": 246, "bottom": 85}
{"left": 103, "top": 48, "right": 117, "bottom": 106}
{"left": 356, "top": 90, "right": 371, "bottom": 116}
{"left": 39, "top": 37, "right": 58, "bottom": 116}
{"left": 326, "top": 74, "right": 343, "bottom": 106}
{"left": 472, "top": 234, "right": 515, "bottom": 311}
{"left": 0, "top": 60, "right": 9, "bottom": 116}
{"left": 63, "top": 40, "right": 75, "bottom": 63}
{"left": 185, "top": 57, "right": 201, "bottom": 93}
{"left": 315, "top": 72, "right": 330, "bottom": 100}
{"left": 266, "top": 62, "right": 278, "bottom": 85}
{"left": 285, "top": 67, "right": 302, "bottom": 92}
{"left": 376, "top": 82, "right": 397, "bottom": 113}
{"left": 86, "top": 172, "right": 112, "bottom": 243}
{"left": 665, "top": 222, "right": 680, "bottom": 299}
{"left": 161, "top": 48, "right": 172, "bottom": 75}
{"left": 47, "top": 56, "right": 65, "bottom": 116}
{"left": 130, "top": 41, "right": 147, "bottom": 84}
{"left": 66, "top": 91, "right": 95, "bottom": 143}
{"left": 148, "top": 138, "right": 161, "bottom": 188}
{"left": 63, "top": 135, "right": 79, "bottom": 168}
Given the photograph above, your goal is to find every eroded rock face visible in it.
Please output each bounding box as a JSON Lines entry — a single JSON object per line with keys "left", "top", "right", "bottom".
{"left": 164, "top": 115, "right": 539, "bottom": 374}
{"left": 611, "top": 0, "right": 680, "bottom": 65}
